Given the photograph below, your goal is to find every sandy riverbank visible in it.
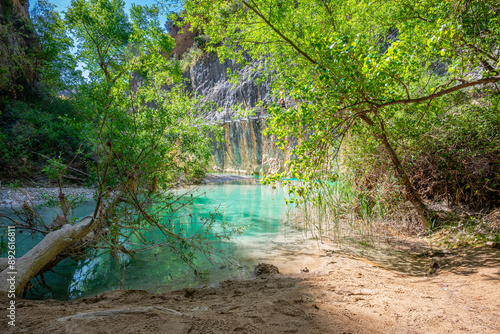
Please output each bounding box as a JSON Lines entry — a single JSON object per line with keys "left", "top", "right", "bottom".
{"left": 1, "top": 245, "right": 498, "bottom": 333}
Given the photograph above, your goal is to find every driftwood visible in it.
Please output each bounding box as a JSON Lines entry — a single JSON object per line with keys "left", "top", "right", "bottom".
{"left": 0, "top": 216, "right": 96, "bottom": 295}
{"left": 0, "top": 180, "right": 171, "bottom": 296}
{"left": 0, "top": 182, "right": 130, "bottom": 296}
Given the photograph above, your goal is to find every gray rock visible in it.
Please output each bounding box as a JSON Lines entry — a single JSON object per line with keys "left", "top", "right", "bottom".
{"left": 254, "top": 263, "right": 280, "bottom": 276}
{"left": 184, "top": 52, "right": 274, "bottom": 122}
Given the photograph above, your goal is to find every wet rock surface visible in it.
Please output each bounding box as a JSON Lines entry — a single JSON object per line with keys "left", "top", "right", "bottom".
{"left": 254, "top": 263, "right": 280, "bottom": 276}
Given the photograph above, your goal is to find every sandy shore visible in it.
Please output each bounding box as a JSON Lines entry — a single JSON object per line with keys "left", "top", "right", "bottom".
{"left": 1, "top": 245, "right": 498, "bottom": 333}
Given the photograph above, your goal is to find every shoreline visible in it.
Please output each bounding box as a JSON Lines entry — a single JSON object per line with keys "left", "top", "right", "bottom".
{"left": 1, "top": 245, "right": 498, "bottom": 333}
{"left": 0, "top": 187, "right": 96, "bottom": 208}
{"left": 1, "top": 175, "right": 498, "bottom": 333}
{"left": 0, "top": 174, "right": 255, "bottom": 208}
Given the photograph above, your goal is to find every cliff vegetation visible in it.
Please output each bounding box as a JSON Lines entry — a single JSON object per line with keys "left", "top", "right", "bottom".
{"left": 180, "top": 0, "right": 500, "bottom": 239}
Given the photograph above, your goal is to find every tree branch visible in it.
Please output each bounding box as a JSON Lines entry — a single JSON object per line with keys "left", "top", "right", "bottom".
{"left": 372, "top": 75, "right": 500, "bottom": 108}
{"left": 242, "top": 0, "right": 318, "bottom": 65}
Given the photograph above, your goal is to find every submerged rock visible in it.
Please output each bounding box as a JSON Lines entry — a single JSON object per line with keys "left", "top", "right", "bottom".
{"left": 254, "top": 263, "right": 279, "bottom": 276}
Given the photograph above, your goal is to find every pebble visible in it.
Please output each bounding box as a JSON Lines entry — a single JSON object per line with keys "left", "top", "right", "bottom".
{"left": 0, "top": 187, "right": 96, "bottom": 208}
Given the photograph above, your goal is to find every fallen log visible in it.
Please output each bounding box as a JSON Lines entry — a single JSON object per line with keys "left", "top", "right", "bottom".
{"left": 0, "top": 258, "right": 8, "bottom": 272}
{"left": 0, "top": 216, "right": 95, "bottom": 296}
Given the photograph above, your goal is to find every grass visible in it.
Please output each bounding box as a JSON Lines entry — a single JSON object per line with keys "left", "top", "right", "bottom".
{"left": 288, "top": 176, "right": 499, "bottom": 249}
{"left": 428, "top": 215, "right": 499, "bottom": 248}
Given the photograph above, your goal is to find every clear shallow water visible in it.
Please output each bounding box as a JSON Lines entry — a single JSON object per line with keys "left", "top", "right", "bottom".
{"left": 3, "top": 179, "right": 324, "bottom": 300}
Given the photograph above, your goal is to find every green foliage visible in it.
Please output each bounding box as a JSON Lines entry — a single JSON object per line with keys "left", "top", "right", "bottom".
{"left": 336, "top": 88, "right": 499, "bottom": 207}
{"left": 0, "top": 0, "right": 80, "bottom": 101}
{"left": 0, "top": 97, "right": 87, "bottom": 179}
{"left": 63, "top": 0, "right": 221, "bottom": 276}
{"left": 31, "top": 0, "right": 80, "bottom": 95}
{"left": 179, "top": 46, "right": 203, "bottom": 72}
{"left": 0, "top": 1, "right": 85, "bottom": 180}
{"left": 41, "top": 155, "right": 66, "bottom": 181}
{"left": 193, "top": 35, "right": 210, "bottom": 50}
{"left": 406, "top": 93, "right": 500, "bottom": 210}
{"left": 180, "top": 0, "right": 499, "bottom": 226}
{"left": 428, "top": 215, "right": 497, "bottom": 248}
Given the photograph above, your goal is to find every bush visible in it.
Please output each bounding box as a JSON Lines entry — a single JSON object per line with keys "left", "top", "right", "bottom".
{"left": 0, "top": 96, "right": 89, "bottom": 180}
{"left": 407, "top": 92, "right": 500, "bottom": 211}
{"left": 193, "top": 35, "right": 210, "bottom": 50}
{"left": 336, "top": 89, "right": 500, "bottom": 231}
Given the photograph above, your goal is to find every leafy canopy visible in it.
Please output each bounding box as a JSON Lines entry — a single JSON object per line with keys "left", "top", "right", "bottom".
{"left": 31, "top": 0, "right": 80, "bottom": 94}
{"left": 61, "top": 0, "right": 222, "bottom": 270}
{"left": 180, "top": 0, "right": 499, "bottom": 199}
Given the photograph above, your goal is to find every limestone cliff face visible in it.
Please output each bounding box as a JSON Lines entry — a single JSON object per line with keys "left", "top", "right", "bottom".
{"left": 168, "top": 23, "right": 288, "bottom": 174}
{"left": 185, "top": 52, "right": 273, "bottom": 122}
{"left": 168, "top": 21, "right": 273, "bottom": 122}
{"left": 186, "top": 53, "right": 288, "bottom": 174}
{"left": 0, "top": 0, "right": 38, "bottom": 100}
{"left": 211, "top": 118, "right": 291, "bottom": 175}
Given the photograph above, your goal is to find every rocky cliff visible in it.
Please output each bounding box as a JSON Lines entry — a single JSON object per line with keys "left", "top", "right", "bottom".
{"left": 168, "top": 21, "right": 274, "bottom": 122}
{"left": 211, "top": 118, "right": 293, "bottom": 175}
{"left": 168, "top": 21, "right": 289, "bottom": 174}
{"left": 0, "top": 0, "right": 38, "bottom": 101}
{"left": 185, "top": 52, "right": 273, "bottom": 122}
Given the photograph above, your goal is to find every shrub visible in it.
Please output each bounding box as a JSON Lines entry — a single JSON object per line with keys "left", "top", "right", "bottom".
{"left": 0, "top": 96, "right": 89, "bottom": 180}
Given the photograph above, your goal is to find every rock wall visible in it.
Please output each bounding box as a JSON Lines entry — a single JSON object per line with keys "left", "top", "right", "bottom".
{"left": 211, "top": 118, "right": 294, "bottom": 175}
{"left": 168, "top": 23, "right": 287, "bottom": 173}
{"left": 0, "top": 0, "right": 38, "bottom": 100}
{"left": 167, "top": 21, "right": 274, "bottom": 122}
{"left": 185, "top": 52, "right": 274, "bottom": 123}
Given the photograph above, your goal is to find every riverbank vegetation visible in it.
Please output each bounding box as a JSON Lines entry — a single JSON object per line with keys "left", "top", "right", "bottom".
{"left": 181, "top": 0, "right": 500, "bottom": 241}
{"left": 0, "top": 0, "right": 87, "bottom": 181}
{"left": 0, "top": 0, "right": 224, "bottom": 296}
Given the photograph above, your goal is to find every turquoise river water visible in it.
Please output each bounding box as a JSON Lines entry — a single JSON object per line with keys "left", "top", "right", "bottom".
{"left": 3, "top": 178, "right": 327, "bottom": 300}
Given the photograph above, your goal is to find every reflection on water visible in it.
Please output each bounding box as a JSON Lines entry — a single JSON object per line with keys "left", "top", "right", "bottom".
{"left": 1, "top": 178, "right": 435, "bottom": 300}
{"left": 6, "top": 179, "right": 327, "bottom": 300}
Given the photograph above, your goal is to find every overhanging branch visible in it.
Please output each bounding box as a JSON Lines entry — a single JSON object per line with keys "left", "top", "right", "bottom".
{"left": 372, "top": 75, "right": 500, "bottom": 108}
{"left": 242, "top": 0, "right": 318, "bottom": 65}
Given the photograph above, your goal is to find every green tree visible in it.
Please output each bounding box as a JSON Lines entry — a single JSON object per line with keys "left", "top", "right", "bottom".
{"left": 64, "top": 0, "right": 221, "bottom": 276}
{"left": 31, "top": 0, "right": 80, "bottom": 95}
{"left": 0, "top": 0, "right": 222, "bottom": 295}
{"left": 181, "top": 0, "right": 500, "bottom": 228}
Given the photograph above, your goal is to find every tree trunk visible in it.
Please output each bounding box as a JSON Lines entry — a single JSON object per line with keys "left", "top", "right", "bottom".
{"left": 0, "top": 216, "right": 95, "bottom": 296}
{"left": 0, "top": 258, "right": 8, "bottom": 272}
{"left": 359, "top": 114, "right": 430, "bottom": 229}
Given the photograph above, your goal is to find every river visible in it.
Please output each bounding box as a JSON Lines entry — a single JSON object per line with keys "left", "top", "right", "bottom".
{"left": 3, "top": 178, "right": 327, "bottom": 300}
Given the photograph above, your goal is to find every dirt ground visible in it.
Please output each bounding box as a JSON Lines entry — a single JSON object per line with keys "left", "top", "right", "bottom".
{"left": 1, "top": 245, "right": 498, "bottom": 334}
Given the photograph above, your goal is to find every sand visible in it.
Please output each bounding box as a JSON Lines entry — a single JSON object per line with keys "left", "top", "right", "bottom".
{"left": 1, "top": 245, "right": 498, "bottom": 333}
